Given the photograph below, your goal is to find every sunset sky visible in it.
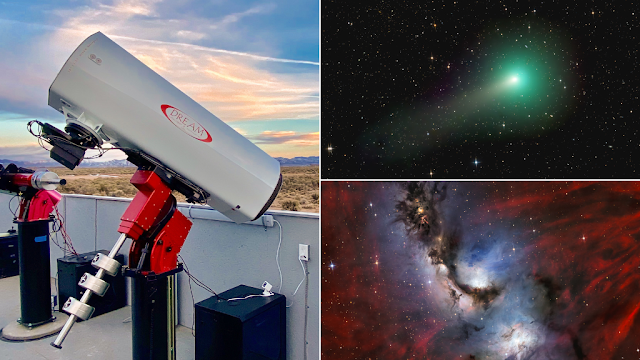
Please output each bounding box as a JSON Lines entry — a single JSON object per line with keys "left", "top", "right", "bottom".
{"left": 0, "top": 0, "right": 319, "bottom": 162}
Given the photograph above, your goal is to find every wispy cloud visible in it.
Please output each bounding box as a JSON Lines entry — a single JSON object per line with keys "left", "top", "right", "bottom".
{"left": 45, "top": 1, "right": 319, "bottom": 122}
{"left": 47, "top": 0, "right": 312, "bottom": 64}
{"left": 0, "top": 144, "right": 50, "bottom": 162}
{"left": 250, "top": 131, "right": 319, "bottom": 146}
{"left": 0, "top": 144, "right": 129, "bottom": 163}
{"left": 215, "top": 3, "right": 277, "bottom": 29}
{"left": 101, "top": 0, "right": 163, "bottom": 16}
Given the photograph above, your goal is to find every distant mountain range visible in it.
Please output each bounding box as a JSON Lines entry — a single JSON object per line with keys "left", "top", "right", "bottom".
{"left": 1, "top": 156, "right": 318, "bottom": 169}
{"left": 274, "top": 156, "right": 319, "bottom": 166}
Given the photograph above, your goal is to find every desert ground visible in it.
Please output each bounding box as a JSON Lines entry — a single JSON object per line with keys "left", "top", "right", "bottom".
{"left": 52, "top": 166, "right": 319, "bottom": 213}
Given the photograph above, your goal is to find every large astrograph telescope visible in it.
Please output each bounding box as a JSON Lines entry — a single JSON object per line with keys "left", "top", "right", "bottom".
{"left": 43, "top": 31, "right": 282, "bottom": 223}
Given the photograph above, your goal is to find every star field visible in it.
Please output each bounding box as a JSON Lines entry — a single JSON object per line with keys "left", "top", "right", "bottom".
{"left": 321, "top": 0, "right": 639, "bottom": 178}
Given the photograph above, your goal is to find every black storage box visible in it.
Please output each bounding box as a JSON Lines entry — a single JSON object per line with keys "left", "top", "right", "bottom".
{"left": 195, "top": 284, "right": 286, "bottom": 360}
{"left": 0, "top": 229, "right": 19, "bottom": 278}
{"left": 57, "top": 250, "right": 126, "bottom": 319}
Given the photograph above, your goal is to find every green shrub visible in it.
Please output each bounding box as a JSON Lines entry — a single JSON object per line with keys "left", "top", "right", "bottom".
{"left": 281, "top": 200, "right": 300, "bottom": 211}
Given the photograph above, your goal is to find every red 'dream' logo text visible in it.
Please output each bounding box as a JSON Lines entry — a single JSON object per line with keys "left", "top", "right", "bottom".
{"left": 161, "top": 104, "right": 212, "bottom": 142}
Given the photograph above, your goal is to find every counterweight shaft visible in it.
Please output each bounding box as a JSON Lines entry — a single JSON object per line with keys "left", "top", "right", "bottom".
{"left": 51, "top": 233, "right": 128, "bottom": 348}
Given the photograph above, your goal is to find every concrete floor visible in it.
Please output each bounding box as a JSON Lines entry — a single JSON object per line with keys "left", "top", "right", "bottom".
{"left": 0, "top": 276, "right": 196, "bottom": 360}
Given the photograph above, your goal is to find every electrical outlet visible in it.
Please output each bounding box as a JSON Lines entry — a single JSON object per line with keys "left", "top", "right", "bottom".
{"left": 262, "top": 215, "right": 274, "bottom": 227}
{"left": 299, "top": 244, "right": 309, "bottom": 261}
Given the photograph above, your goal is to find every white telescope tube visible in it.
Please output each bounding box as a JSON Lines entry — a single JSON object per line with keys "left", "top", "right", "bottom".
{"left": 49, "top": 32, "right": 281, "bottom": 223}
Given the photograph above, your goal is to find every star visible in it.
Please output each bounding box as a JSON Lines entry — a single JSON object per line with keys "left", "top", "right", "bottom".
{"left": 474, "top": 158, "right": 480, "bottom": 167}
{"left": 329, "top": 262, "right": 335, "bottom": 270}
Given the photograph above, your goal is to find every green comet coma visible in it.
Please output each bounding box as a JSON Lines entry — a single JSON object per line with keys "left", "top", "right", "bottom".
{"left": 479, "top": 17, "right": 577, "bottom": 130}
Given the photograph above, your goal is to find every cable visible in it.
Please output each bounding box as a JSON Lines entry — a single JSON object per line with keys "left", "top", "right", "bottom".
{"left": 225, "top": 293, "right": 273, "bottom": 302}
{"left": 28, "top": 120, "right": 120, "bottom": 160}
{"left": 8, "top": 195, "right": 18, "bottom": 218}
{"left": 49, "top": 215, "right": 77, "bottom": 257}
{"left": 50, "top": 229, "right": 76, "bottom": 256}
{"left": 274, "top": 219, "right": 283, "bottom": 293}
{"left": 178, "top": 254, "right": 218, "bottom": 337}
{"left": 179, "top": 255, "right": 197, "bottom": 337}
{"left": 273, "top": 215, "right": 310, "bottom": 360}
{"left": 292, "top": 259, "right": 306, "bottom": 297}
{"left": 272, "top": 217, "right": 306, "bottom": 308}
{"left": 52, "top": 206, "right": 79, "bottom": 256}
{"left": 179, "top": 255, "right": 217, "bottom": 296}
{"left": 49, "top": 224, "right": 68, "bottom": 255}
{"left": 303, "top": 258, "right": 309, "bottom": 360}
{"left": 286, "top": 259, "right": 306, "bottom": 308}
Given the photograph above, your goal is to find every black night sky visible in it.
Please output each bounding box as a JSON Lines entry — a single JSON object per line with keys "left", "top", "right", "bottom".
{"left": 321, "top": 0, "right": 639, "bottom": 179}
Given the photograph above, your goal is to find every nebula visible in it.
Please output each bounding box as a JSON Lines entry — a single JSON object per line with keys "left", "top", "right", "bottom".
{"left": 322, "top": 182, "right": 640, "bottom": 359}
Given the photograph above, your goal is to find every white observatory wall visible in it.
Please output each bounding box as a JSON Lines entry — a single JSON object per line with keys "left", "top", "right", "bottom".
{"left": 0, "top": 194, "right": 17, "bottom": 231}
{"left": 0, "top": 193, "right": 320, "bottom": 360}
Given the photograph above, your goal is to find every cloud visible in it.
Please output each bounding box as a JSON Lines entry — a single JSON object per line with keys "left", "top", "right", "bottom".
{"left": 102, "top": 33, "right": 320, "bottom": 65}
{"left": 0, "top": 144, "right": 51, "bottom": 162}
{"left": 121, "top": 42, "right": 318, "bottom": 121}
{"left": 232, "top": 127, "right": 248, "bottom": 136}
{"left": 47, "top": 0, "right": 296, "bottom": 61}
{"left": 21, "top": 0, "right": 319, "bottom": 122}
{"left": 0, "top": 143, "right": 130, "bottom": 163}
{"left": 215, "top": 3, "right": 277, "bottom": 29}
{"left": 174, "top": 30, "right": 207, "bottom": 42}
{"left": 250, "top": 130, "right": 319, "bottom": 146}
{"left": 106, "top": 0, "right": 163, "bottom": 16}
